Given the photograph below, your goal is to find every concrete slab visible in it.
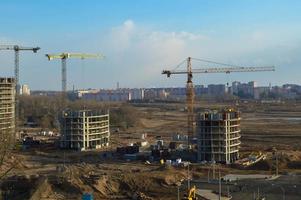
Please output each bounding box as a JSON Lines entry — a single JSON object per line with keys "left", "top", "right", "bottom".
{"left": 222, "top": 174, "right": 273, "bottom": 182}
{"left": 196, "top": 189, "right": 231, "bottom": 200}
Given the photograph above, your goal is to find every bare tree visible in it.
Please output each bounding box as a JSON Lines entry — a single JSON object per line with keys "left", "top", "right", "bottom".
{"left": 0, "top": 129, "right": 14, "bottom": 180}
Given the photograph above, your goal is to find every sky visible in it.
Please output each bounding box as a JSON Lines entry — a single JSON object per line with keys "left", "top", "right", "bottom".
{"left": 0, "top": 0, "right": 301, "bottom": 90}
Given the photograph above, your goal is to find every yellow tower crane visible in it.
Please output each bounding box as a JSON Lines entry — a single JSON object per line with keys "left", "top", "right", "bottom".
{"left": 162, "top": 57, "right": 275, "bottom": 147}
{"left": 45, "top": 53, "right": 104, "bottom": 107}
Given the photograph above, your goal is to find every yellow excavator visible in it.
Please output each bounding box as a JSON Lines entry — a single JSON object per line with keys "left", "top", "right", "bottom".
{"left": 183, "top": 186, "right": 198, "bottom": 200}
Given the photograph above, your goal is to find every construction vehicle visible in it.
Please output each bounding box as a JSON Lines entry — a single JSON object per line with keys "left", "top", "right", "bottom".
{"left": 0, "top": 45, "right": 40, "bottom": 139}
{"left": 162, "top": 57, "right": 275, "bottom": 146}
{"left": 182, "top": 185, "right": 198, "bottom": 200}
{"left": 45, "top": 53, "right": 104, "bottom": 107}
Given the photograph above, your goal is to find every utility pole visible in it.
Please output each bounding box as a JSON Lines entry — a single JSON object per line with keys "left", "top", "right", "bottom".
{"left": 276, "top": 151, "right": 279, "bottom": 176}
{"left": 219, "top": 169, "right": 221, "bottom": 200}
{"left": 187, "top": 163, "right": 191, "bottom": 190}
{"left": 212, "top": 160, "right": 216, "bottom": 180}
{"left": 272, "top": 147, "right": 279, "bottom": 176}
{"left": 207, "top": 168, "right": 210, "bottom": 183}
{"left": 227, "top": 185, "right": 230, "bottom": 198}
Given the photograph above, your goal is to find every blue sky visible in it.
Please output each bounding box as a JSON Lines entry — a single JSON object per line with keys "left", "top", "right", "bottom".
{"left": 1, "top": 0, "right": 301, "bottom": 90}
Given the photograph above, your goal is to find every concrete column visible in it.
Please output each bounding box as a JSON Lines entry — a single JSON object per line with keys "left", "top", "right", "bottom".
{"left": 83, "top": 112, "right": 86, "bottom": 150}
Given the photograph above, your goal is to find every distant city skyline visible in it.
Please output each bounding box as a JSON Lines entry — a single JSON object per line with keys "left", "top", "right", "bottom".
{"left": 1, "top": 0, "right": 301, "bottom": 90}
{"left": 29, "top": 80, "right": 300, "bottom": 92}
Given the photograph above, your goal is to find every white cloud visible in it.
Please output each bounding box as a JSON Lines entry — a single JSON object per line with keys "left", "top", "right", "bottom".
{"left": 99, "top": 19, "right": 210, "bottom": 85}
{"left": 108, "top": 19, "right": 136, "bottom": 51}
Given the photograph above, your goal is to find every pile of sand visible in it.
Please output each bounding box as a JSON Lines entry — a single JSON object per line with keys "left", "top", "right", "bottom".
{"left": 93, "top": 175, "right": 120, "bottom": 197}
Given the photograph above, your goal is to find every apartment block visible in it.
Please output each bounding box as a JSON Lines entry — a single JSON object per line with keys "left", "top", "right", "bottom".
{"left": 208, "top": 84, "right": 227, "bottom": 96}
{"left": 0, "top": 78, "right": 15, "bottom": 140}
{"left": 196, "top": 108, "right": 241, "bottom": 164}
{"left": 60, "top": 110, "right": 110, "bottom": 151}
{"left": 20, "top": 84, "right": 30, "bottom": 95}
{"left": 82, "top": 90, "right": 131, "bottom": 101}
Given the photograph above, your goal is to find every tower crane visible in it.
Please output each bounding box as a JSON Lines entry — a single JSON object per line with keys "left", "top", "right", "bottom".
{"left": 0, "top": 45, "right": 40, "bottom": 139}
{"left": 162, "top": 57, "right": 275, "bottom": 146}
{"left": 45, "top": 53, "right": 104, "bottom": 106}
{"left": 0, "top": 45, "right": 40, "bottom": 94}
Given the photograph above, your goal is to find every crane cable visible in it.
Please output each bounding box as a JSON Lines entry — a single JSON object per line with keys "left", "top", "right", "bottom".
{"left": 191, "top": 57, "right": 247, "bottom": 68}
{"left": 170, "top": 57, "right": 249, "bottom": 71}
{"left": 171, "top": 58, "right": 187, "bottom": 71}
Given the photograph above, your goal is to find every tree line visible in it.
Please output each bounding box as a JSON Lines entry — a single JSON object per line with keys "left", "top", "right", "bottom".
{"left": 19, "top": 95, "right": 141, "bottom": 131}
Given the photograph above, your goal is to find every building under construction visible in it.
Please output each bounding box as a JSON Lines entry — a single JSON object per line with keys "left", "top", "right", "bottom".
{"left": 0, "top": 78, "right": 15, "bottom": 140}
{"left": 60, "top": 110, "right": 110, "bottom": 151}
{"left": 196, "top": 108, "right": 241, "bottom": 164}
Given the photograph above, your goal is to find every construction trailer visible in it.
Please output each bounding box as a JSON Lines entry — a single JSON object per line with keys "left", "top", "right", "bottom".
{"left": 60, "top": 110, "right": 110, "bottom": 151}
{"left": 196, "top": 108, "right": 241, "bottom": 164}
{"left": 0, "top": 78, "right": 15, "bottom": 141}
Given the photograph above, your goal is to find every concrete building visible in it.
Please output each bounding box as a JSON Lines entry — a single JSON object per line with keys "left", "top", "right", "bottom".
{"left": 144, "top": 88, "right": 169, "bottom": 100}
{"left": 232, "top": 81, "right": 256, "bottom": 98}
{"left": 128, "top": 88, "right": 144, "bottom": 100}
{"left": 194, "top": 85, "right": 208, "bottom": 96}
{"left": 208, "top": 84, "right": 227, "bottom": 96}
{"left": 60, "top": 110, "right": 110, "bottom": 151}
{"left": 130, "top": 88, "right": 144, "bottom": 100}
{"left": 83, "top": 90, "right": 131, "bottom": 102}
{"left": 76, "top": 89, "right": 99, "bottom": 98}
{"left": 20, "top": 84, "right": 30, "bottom": 95}
{"left": 254, "top": 86, "right": 270, "bottom": 99}
{"left": 196, "top": 109, "right": 241, "bottom": 164}
{"left": 231, "top": 81, "right": 240, "bottom": 95}
{"left": 0, "top": 78, "right": 15, "bottom": 141}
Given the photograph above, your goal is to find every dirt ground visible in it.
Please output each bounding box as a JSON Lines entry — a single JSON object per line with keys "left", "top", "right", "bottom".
{"left": 1, "top": 100, "right": 301, "bottom": 199}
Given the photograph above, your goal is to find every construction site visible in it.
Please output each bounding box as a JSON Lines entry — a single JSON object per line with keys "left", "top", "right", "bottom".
{"left": 0, "top": 50, "right": 301, "bottom": 200}
{"left": 1, "top": 2, "right": 301, "bottom": 199}
{"left": 1, "top": 99, "right": 301, "bottom": 199}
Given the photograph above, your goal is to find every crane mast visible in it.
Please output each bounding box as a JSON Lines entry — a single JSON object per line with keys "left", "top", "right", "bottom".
{"left": 186, "top": 57, "right": 194, "bottom": 145}
{"left": 162, "top": 57, "right": 275, "bottom": 147}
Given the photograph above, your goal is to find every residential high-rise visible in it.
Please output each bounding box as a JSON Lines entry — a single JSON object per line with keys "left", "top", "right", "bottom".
{"left": 82, "top": 90, "right": 131, "bottom": 101}
{"left": 0, "top": 78, "right": 15, "bottom": 141}
{"left": 130, "top": 88, "right": 144, "bottom": 100}
{"left": 60, "top": 110, "right": 110, "bottom": 151}
{"left": 196, "top": 108, "right": 241, "bottom": 164}
{"left": 21, "top": 84, "right": 30, "bottom": 95}
{"left": 208, "top": 84, "right": 226, "bottom": 96}
{"left": 231, "top": 81, "right": 240, "bottom": 95}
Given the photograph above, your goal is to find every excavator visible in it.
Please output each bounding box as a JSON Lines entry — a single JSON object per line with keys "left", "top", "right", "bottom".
{"left": 183, "top": 186, "right": 198, "bottom": 200}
